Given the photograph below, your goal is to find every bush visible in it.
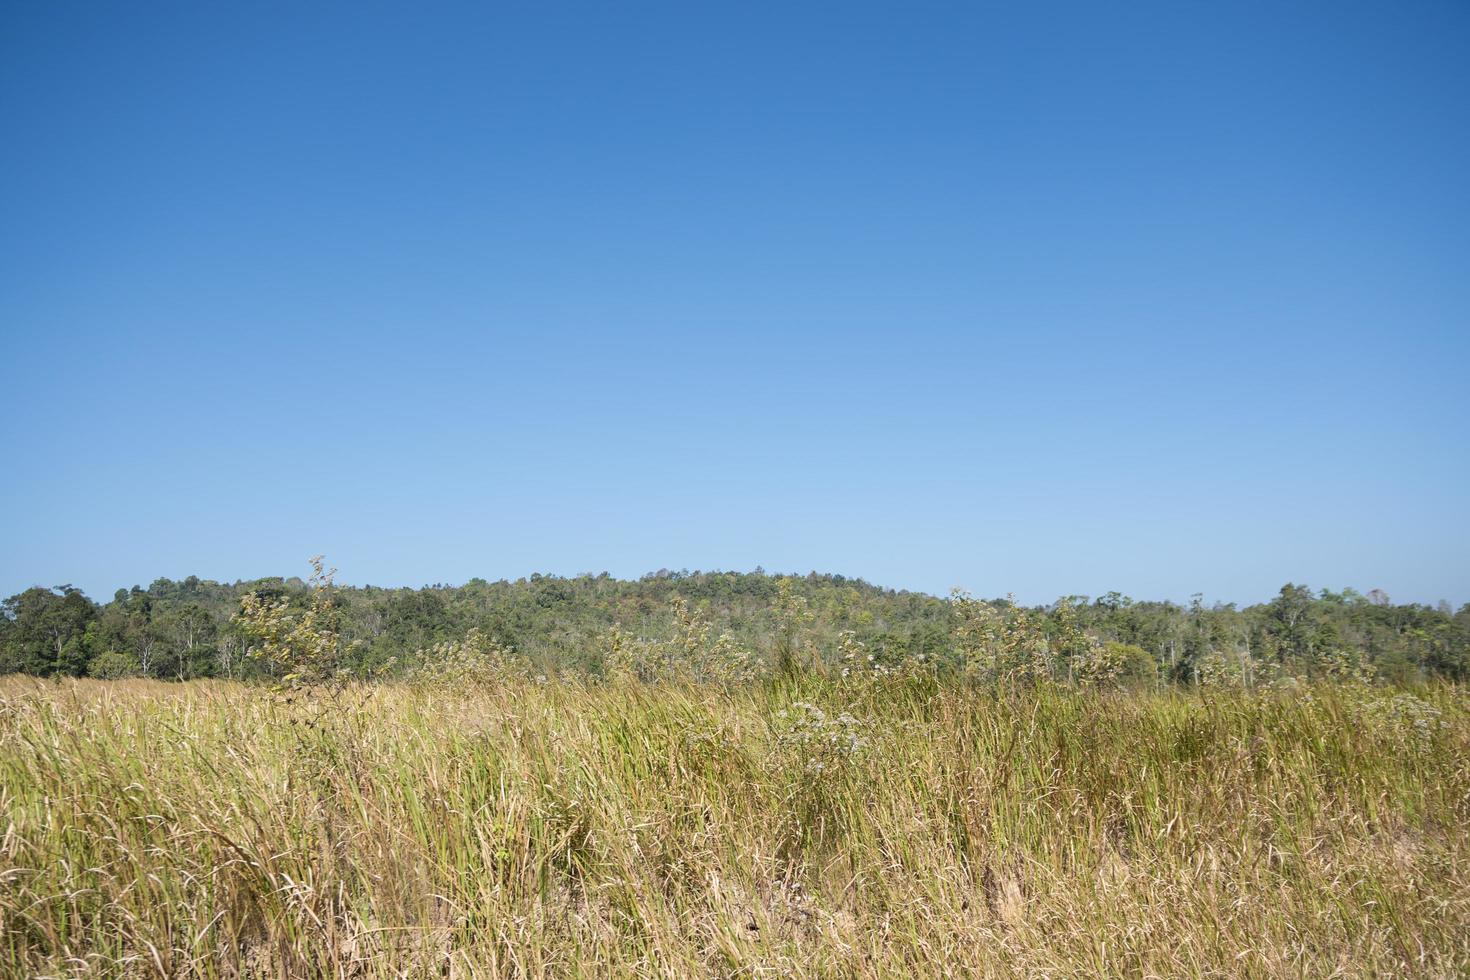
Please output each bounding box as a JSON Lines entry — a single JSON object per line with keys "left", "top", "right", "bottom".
{"left": 86, "top": 649, "right": 142, "bottom": 679}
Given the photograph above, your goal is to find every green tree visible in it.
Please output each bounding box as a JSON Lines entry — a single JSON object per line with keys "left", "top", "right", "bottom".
{"left": 0, "top": 586, "right": 97, "bottom": 675}
{"left": 1267, "top": 583, "right": 1318, "bottom": 666}
{"left": 157, "top": 603, "right": 218, "bottom": 680}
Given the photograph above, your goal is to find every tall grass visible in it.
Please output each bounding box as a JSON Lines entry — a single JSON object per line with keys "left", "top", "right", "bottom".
{"left": 2, "top": 675, "right": 1467, "bottom": 977}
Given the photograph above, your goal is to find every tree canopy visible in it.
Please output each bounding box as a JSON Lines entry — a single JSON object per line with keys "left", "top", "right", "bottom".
{"left": 1, "top": 570, "right": 1464, "bottom": 685}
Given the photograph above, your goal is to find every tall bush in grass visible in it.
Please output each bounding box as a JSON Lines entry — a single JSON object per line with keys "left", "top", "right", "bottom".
{"left": 235, "top": 555, "right": 356, "bottom": 689}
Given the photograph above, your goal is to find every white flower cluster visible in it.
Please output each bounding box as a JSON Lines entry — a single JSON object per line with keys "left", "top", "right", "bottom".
{"left": 837, "top": 630, "right": 932, "bottom": 681}
{"left": 774, "top": 701, "right": 868, "bottom": 774}
{"left": 1365, "top": 691, "right": 1442, "bottom": 750}
{"left": 603, "top": 624, "right": 678, "bottom": 683}
{"left": 703, "top": 629, "right": 765, "bottom": 684}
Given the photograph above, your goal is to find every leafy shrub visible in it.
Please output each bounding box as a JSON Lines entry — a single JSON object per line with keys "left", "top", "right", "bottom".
{"left": 413, "top": 627, "right": 526, "bottom": 687}
{"left": 86, "top": 649, "right": 141, "bottom": 679}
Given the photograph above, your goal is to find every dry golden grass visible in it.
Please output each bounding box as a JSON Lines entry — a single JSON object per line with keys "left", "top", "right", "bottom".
{"left": 2, "top": 675, "right": 1468, "bottom": 977}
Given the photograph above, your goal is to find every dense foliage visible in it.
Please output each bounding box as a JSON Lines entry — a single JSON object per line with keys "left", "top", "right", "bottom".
{"left": 2, "top": 567, "right": 1466, "bottom": 685}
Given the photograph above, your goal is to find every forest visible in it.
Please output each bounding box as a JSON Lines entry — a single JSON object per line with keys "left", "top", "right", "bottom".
{"left": 6, "top": 565, "right": 1469, "bottom": 974}
{"left": 3, "top": 565, "right": 1466, "bottom": 686}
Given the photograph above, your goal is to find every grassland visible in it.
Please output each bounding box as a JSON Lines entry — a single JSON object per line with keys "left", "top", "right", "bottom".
{"left": 2, "top": 675, "right": 1468, "bottom": 977}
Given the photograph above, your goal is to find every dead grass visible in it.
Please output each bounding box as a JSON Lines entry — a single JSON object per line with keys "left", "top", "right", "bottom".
{"left": 1, "top": 675, "right": 1467, "bottom": 977}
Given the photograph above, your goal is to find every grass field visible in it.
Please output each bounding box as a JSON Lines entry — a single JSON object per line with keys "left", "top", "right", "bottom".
{"left": 2, "top": 676, "right": 1467, "bottom": 977}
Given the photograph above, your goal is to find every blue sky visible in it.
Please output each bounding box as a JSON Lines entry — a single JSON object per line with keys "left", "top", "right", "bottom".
{"left": 2, "top": 1, "right": 1467, "bottom": 606}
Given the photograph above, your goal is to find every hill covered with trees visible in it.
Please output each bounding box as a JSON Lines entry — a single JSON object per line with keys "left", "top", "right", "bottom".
{"left": 3, "top": 567, "right": 1465, "bottom": 686}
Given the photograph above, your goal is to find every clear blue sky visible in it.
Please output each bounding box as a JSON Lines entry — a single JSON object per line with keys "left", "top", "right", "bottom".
{"left": 2, "top": 1, "right": 1467, "bottom": 607}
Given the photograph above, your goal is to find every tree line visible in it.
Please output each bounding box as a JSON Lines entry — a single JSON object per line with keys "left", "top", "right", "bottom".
{"left": 1, "top": 568, "right": 1465, "bottom": 685}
